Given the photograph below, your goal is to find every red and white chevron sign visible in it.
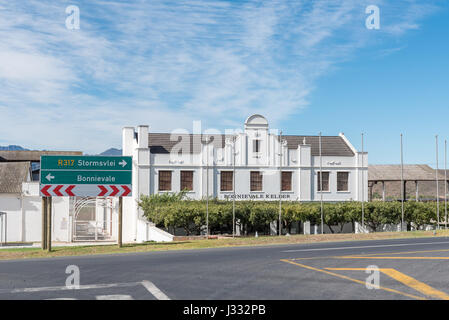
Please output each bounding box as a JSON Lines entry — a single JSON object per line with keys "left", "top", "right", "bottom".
{"left": 40, "top": 184, "right": 132, "bottom": 197}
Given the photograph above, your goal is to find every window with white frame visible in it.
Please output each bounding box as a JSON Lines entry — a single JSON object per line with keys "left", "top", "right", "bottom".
{"left": 158, "top": 171, "right": 172, "bottom": 191}
{"left": 337, "top": 172, "right": 349, "bottom": 192}
{"left": 317, "top": 171, "right": 329, "bottom": 192}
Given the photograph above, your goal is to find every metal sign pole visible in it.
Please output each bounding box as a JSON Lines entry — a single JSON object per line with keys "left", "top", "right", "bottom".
{"left": 42, "top": 197, "right": 47, "bottom": 250}
{"left": 47, "top": 197, "right": 52, "bottom": 252}
{"left": 118, "top": 197, "right": 123, "bottom": 248}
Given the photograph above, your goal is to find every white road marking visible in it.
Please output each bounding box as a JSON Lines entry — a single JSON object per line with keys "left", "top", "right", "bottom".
{"left": 141, "top": 280, "right": 170, "bottom": 300}
{"left": 281, "top": 240, "right": 449, "bottom": 253}
{"left": 0, "top": 280, "right": 170, "bottom": 300}
{"left": 0, "top": 282, "right": 141, "bottom": 294}
{"left": 96, "top": 295, "right": 133, "bottom": 300}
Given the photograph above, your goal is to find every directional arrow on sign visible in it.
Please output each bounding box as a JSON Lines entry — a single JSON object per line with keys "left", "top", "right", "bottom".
{"left": 46, "top": 173, "right": 55, "bottom": 181}
{"left": 119, "top": 160, "right": 127, "bottom": 168}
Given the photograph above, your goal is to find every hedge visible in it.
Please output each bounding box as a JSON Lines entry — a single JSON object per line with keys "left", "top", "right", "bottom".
{"left": 138, "top": 193, "right": 442, "bottom": 235}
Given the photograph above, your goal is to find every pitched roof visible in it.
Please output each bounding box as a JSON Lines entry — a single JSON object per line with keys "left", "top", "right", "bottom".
{"left": 369, "top": 164, "right": 446, "bottom": 181}
{"left": 0, "top": 162, "right": 31, "bottom": 193}
{"left": 0, "top": 150, "right": 82, "bottom": 162}
{"left": 148, "top": 133, "right": 226, "bottom": 154}
{"left": 148, "top": 133, "right": 355, "bottom": 156}
{"left": 281, "top": 135, "right": 355, "bottom": 156}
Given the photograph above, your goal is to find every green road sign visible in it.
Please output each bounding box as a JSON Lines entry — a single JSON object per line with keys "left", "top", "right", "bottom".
{"left": 39, "top": 155, "right": 132, "bottom": 197}
{"left": 40, "top": 170, "right": 132, "bottom": 185}
{"left": 40, "top": 155, "right": 132, "bottom": 171}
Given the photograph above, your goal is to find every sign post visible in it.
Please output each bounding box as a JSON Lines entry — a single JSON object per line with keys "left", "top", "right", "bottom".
{"left": 47, "top": 197, "right": 52, "bottom": 252}
{"left": 118, "top": 197, "right": 123, "bottom": 248}
{"left": 41, "top": 197, "right": 47, "bottom": 250}
{"left": 39, "top": 155, "right": 132, "bottom": 249}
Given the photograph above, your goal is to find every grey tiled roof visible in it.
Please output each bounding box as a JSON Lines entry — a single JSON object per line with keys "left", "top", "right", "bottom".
{"left": 148, "top": 133, "right": 226, "bottom": 154}
{"left": 148, "top": 133, "right": 355, "bottom": 156}
{"left": 0, "top": 162, "right": 30, "bottom": 193}
{"left": 369, "top": 164, "right": 446, "bottom": 181}
{"left": 280, "top": 135, "right": 355, "bottom": 156}
{"left": 0, "top": 150, "right": 82, "bottom": 162}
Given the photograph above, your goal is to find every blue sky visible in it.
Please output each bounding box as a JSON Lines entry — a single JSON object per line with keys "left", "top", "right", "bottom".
{"left": 0, "top": 0, "right": 447, "bottom": 165}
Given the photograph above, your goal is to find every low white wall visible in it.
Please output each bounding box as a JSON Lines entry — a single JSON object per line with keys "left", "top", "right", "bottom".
{"left": 0, "top": 192, "right": 71, "bottom": 243}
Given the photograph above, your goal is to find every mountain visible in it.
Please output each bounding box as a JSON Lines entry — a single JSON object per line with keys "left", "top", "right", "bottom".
{"left": 0, "top": 145, "right": 29, "bottom": 151}
{"left": 99, "top": 148, "right": 122, "bottom": 156}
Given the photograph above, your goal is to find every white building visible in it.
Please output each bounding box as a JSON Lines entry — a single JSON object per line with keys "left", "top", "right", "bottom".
{"left": 122, "top": 114, "right": 368, "bottom": 242}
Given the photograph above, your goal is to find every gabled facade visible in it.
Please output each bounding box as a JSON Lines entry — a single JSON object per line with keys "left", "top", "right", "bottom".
{"left": 122, "top": 114, "right": 368, "bottom": 242}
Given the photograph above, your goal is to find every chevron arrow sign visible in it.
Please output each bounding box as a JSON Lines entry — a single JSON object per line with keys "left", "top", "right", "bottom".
{"left": 40, "top": 155, "right": 132, "bottom": 197}
{"left": 40, "top": 184, "right": 132, "bottom": 197}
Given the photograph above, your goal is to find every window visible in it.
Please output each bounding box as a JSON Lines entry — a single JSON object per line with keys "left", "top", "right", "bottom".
{"left": 253, "top": 139, "right": 261, "bottom": 153}
{"left": 337, "top": 172, "right": 349, "bottom": 192}
{"left": 281, "top": 171, "right": 292, "bottom": 191}
{"left": 180, "top": 171, "right": 193, "bottom": 191}
{"left": 250, "top": 171, "right": 263, "bottom": 191}
{"left": 158, "top": 171, "right": 172, "bottom": 191}
{"left": 317, "top": 171, "right": 329, "bottom": 192}
{"left": 220, "top": 171, "right": 233, "bottom": 191}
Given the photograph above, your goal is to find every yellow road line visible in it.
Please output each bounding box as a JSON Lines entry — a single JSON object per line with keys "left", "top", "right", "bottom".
{"left": 326, "top": 267, "right": 449, "bottom": 300}
{"left": 280, "top": 259, "right": 425, "bottom": 300}
{"left": 340, "top": 248, "right": 449, "bottom": 258}
{"left": 289, "top": 248, "right": 449, "bottom": 261}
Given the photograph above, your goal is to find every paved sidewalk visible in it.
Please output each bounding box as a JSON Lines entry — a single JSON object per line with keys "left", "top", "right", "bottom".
{"left": 0, "top": 241, "right": 117, "bottom": 249}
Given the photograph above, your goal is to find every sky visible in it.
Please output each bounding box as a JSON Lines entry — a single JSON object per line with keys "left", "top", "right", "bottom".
{"left": 0, "top": 0, "right": 448, "bottom": 165}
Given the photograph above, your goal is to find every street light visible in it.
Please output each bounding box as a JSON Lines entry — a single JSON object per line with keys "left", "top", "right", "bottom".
{"left": 436, "top": 135, "right": 440, "bottom": 230}
{"left": 232, "top": 134, "right": 237, "bottom": 238}
{"left": 279, "top": 131, "right": 283, "bottom": 236}
{"left": 319, "top": 132, "right": 323, "bottom": 235}
{"left": 400, "top": 133, "right": 404, "bottom": 231}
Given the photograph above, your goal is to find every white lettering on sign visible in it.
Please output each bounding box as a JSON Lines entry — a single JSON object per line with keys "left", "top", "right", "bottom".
{"left": 77, "top": 160, "right": 117, "bottom": 167}
{"left": 77, "top": 175, "right": 116, "bottom": 182}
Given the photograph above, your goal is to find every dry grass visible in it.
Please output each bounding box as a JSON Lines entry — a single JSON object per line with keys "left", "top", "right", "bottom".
{"left": 1, "top": 229, "right": 449, "bottom": 261}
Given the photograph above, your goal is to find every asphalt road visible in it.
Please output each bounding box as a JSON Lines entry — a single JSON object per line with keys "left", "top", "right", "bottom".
{"left": 1, "top": 236, "right": 449, "bottom": 300}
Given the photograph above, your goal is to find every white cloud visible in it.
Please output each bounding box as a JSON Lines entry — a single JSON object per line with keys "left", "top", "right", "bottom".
{"left": 0, "top": 0, "right": 441, "bottom": 153}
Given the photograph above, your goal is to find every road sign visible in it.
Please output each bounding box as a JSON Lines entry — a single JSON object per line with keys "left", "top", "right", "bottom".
{"left": 40, "top": 156, "right": 132, "bottom": 197}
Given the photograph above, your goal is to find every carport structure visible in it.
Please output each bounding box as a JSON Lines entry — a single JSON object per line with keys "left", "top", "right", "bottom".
{"left": 368, "top": 164, "right": 448, "bottom": 201}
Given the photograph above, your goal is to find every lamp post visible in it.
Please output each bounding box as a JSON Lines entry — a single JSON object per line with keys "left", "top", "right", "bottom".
{"left": 206, "top": 135, "right": 209, "bottom": 238}
{"left": 319, "top": 132, "right": 323, "bottom": 235}
{"left": 232, "top": 134, "right": 237, "bottom": 238}
{"left": 279, "top": 131, "right": 283, "bottom": 236}
{"left": 436, "top": 135, "right": 440, "bottom": 230}
{"left": 445, "top": 139, "right": 448, "bottom": 230}
{"left": 361, "top": 133, "right": 365, "bottom": 231}
{"left": 400, "top": 134, "right": 404, "bottom": 231}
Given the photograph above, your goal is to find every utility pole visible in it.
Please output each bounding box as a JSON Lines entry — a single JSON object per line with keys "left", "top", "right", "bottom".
{"left": 279, "top": 131, "right": 283, "bottom": 236}
{"left": 436, "top": 135, "right": 440, "bottom": 230}
{"left": 400, "top": 134, "right": 404, "bottom": 231}
{"left": 319, "top": 132, "right": 323, "bottom": 234}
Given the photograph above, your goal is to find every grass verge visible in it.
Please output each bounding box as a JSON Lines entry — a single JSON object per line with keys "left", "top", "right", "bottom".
{"left": 1, "top": 229, "right": 449, "bottom": 261}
